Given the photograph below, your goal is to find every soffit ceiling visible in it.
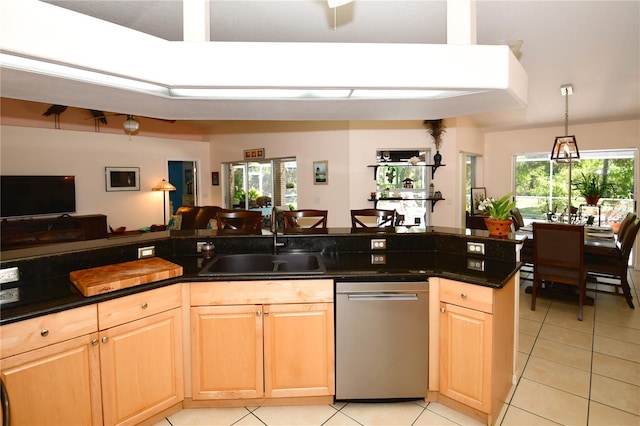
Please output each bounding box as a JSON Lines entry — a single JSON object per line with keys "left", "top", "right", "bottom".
{"left": 2, "top": 0, "right": 639, "bottom": 131}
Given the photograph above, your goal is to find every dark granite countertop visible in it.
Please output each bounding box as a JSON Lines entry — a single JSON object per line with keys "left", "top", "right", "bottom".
{"left": 0, "top": 227, "right": 524, "bottom": 326}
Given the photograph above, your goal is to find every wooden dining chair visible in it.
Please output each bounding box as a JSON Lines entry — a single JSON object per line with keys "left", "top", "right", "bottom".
{"left": 283, "top": 209, "right": 328, "bottom": 234}
{"left": 216, "top": 210, "right": 263, "bottom": 235}
{"left": 616, "top": 212, "right": 636, "bottom": 245}
{"left": 532, "top": 222, "right": 587, "bottom": 320}
{"left": 586, "top": 215, "right": 639, "bottom": 309}
{"left": 350, "top": 209, "right": 396, "bottom": 229}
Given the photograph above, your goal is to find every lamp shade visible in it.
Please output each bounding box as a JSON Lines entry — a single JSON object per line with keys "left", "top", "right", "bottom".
{"left": 550, "top": 136, "right": 580, "bottom": 163}
{"left": 152, "top": 178, "right": 176, "bottom": 192}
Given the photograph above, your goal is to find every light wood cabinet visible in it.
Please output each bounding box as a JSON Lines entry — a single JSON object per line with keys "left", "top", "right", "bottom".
{"left": 97, "top": 285, "right": 184, "bottom": 426}
{"left": 190, "top": 280, "right": 334, "bottom": 400}
{"left": 0, "top": 305, "right": 102, "bottom": 425}
{"left": 436, "top": 277, "right": 515, "bottom": 425}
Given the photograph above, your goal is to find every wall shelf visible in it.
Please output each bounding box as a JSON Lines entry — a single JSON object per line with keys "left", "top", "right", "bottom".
{"left": 368, "top": 163, "right": 445, "bottom": 180}
{"left": 369, "top": 197, "right": 445, "bottom": 213}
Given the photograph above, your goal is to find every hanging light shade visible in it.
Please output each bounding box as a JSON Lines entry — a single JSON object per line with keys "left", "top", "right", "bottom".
{"left": 123, "top": 115, "right": 140, "bottom": 133}
{"left": 550, "top": 84, "right": 579, "bottom": 221}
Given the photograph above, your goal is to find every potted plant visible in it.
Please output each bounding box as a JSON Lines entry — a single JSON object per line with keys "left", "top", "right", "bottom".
{"left": 572, "top": 172, "right": 614, "bottom": 205}
{"left": 477, "top": 192, "right": 517, "bottom": 236}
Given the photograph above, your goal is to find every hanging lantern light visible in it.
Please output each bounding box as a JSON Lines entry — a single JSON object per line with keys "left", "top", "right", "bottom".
{"left": 123, "top": 115, "right": 140, "bottom": 134}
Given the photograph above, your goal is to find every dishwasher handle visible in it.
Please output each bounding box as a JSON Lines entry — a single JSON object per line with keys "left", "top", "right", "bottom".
{"left": 347, "top": 293, "right": 419, "bottom": 301}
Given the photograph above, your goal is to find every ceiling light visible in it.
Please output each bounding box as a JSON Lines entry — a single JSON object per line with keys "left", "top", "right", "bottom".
{"left": 123, "top": 115, "right": 140, "bottom": 134}
{"left": 327, "top": 0, "right": 353, "bottom": 8}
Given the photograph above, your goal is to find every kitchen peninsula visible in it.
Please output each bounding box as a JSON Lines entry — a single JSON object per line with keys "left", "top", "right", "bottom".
{"left": 0, "top": 226, "right": 523, "bottom": 426}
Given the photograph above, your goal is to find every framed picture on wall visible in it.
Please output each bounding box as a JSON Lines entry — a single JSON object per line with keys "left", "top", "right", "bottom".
{"left": 471, "top": 187, "right": 487, "bottom": 215}
{"left": 313, "top": 160, "right": 328, "bottom": 185}
{"left": 105, "top": 167, "right": 140, "bottom": 191}
{"left": 211, "top": 172, "right": 219, "bottom": 186}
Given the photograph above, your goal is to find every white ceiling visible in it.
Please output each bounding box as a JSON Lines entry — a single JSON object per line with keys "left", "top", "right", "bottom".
{"left": 2, "top": 0, "right": 639, "bottom": 131}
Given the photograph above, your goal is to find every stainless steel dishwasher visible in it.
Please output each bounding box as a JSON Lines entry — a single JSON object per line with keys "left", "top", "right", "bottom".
{"left": 336, "top": 281, "right": 429, "bottom": 400}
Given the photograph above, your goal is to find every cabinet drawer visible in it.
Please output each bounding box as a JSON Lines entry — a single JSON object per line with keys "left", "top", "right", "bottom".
{"left": 439, "top": 279, "right": 494, "bottom": 314}
{"left": 1, "top": 304, "right": 97, "bottom": 359}
{"left": 98, "top": 284, "right": 181, "bottom": 330}
{"left": 191, "top": 280, "right": 333, "bottom": 306}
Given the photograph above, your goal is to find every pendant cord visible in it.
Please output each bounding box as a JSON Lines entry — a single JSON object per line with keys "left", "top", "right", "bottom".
{"left": 564, "top": 87, "right": 569, "bottom": 136}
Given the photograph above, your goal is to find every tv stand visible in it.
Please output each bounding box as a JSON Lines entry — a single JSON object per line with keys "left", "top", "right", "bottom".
{"left": 1, "top": 214, "right": 107, "bottom": 250}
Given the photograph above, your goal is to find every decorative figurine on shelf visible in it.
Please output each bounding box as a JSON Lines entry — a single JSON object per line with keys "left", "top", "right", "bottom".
{"left": 429, "top": 183, "right": 435, "bottom": 198}
{"left": 423, "top": 119, "right": 446, "bottom": 165}
{"left": 403, "top": 178, "right": 414, "bottom": 188}
{"left": 384, "top": 166, "right": 397, "bottom": 184}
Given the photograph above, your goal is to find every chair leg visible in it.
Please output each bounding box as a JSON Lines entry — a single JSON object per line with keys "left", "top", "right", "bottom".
{"left": 531, "top": 277, "right": 538, "bottom": 311}
{"left": 620, "top": 271, "right": 636, "bottom": 309}
{"left": 577, "top": 280, "right": 585, "bottom": 321}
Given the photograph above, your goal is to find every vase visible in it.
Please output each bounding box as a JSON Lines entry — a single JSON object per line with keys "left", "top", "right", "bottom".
{"left": 484, "top": 218, "right": 513, "bottom": 237}
{"left": 433, "top": 151, "right": 442, "bottom": 165}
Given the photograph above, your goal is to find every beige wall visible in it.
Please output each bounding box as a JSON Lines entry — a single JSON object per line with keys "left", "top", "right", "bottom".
{"left": 0, "top": 126, "right": 211, "bottom": 230}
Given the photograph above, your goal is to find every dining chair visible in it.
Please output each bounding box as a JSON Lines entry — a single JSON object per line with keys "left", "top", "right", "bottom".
{"left": 616, "top": 212, "right": 636, "bottom": 244}
{"left": 586, "top": 214, "right": 639, "bottom": 309}
{"left": 531, "top": 222, "right": 587, "bottom": 320}
{"left": 216, "top": 210, "right": 263, "bottom": 235}
{"left": 283, "top": 209, "right": 328, "bottom": 234}
{"left": 510, "top": 208, "right": 525, "bottom": 231}
{"left": 350, "top": 209, "right": 396, "bottom": 229}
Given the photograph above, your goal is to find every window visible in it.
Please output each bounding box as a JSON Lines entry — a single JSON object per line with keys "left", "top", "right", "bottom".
{"left": 223, "top": 157, "right": 297, "bottom": 211}
{"left": 514, "top": 149, "right": 636, "bottom": 224}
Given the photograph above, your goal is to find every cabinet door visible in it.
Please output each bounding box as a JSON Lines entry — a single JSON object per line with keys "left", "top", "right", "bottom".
{"left": 439, "top": 302, "right": 492, "bottom": 413}
{"left": 1, "top": 333, "right": 102, "bottom": 426}
{"left": 100, "top": 308, "right": 183, "bottom": 426}
{"left": 191, "top": 305, "right": 263, "bottom": 400}
{"left": 264, "top": 303, "right": 335, "bottom": 398}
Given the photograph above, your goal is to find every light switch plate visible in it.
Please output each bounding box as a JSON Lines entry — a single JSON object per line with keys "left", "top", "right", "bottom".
{"left": 137, "top": 246, "right": 155, "bottom": 259}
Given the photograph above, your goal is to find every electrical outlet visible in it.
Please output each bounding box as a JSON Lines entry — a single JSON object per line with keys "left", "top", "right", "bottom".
{"left": 371, "top": 239, "right": 387, "bottom": 250}
{"left": 196, "top": 242, "right": 206, "bottom": 253}
{"left": 0, "top": 288, "right": 20, "bottom": 304}
{"left": 467, "top": 258, "right": 485, "bottom": 272}
{"left": 0, "top": 267, "right": 19, "bottom": 284}
{"left": 137, "top": 246, "right": 155, "bottom": 259}
{"left": 371, "top": 254, "right": 387, "bottom": 265}
{"left": 466, "top": 242, "right": 485, "bottom": 255}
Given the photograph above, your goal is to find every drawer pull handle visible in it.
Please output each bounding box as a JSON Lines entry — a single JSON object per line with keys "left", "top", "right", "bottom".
{"left": 91, "top": 339, "right": 99, "bottom": 346}
{"left": 440, "top": 307, "right": 445, "bottom": 313}
{"left": 141, "top": 302, "right": 148, "bottom": 309}
{"left": 460, "top": 293, "right": 467, "bottom": 299}
{"left": 264, "top": 311, "right": 270, "bottom": 317}
{"left": 102, "top": 337, "right": 109, "bottom": 344}
{"left": 40, "top": 329, "right": 49, "bottom": 337}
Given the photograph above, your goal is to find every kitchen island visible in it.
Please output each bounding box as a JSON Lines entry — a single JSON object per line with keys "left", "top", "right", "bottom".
{"left": 0, "top": 226, "right": 523, "bottom": 425}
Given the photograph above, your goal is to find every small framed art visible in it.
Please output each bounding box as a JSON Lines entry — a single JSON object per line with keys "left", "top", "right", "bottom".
{"left": 243, "top": 148, "right": 265, "bottom": 160}
{"left": 471, "top": 187, "right": 487, "bottom": 215}
{"left": 211, "top": 172, "right": 219, "bottom": 186}
{"left": 105, "top": 167, "right": 140, "bottom": 191}
{"left": 313, "top": 160, "right": 328, "bottom": 185}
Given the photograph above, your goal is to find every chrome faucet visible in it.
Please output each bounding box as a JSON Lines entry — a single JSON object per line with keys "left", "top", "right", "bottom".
{"left": 271, "top": 207, "right": 286, "bottom": 254}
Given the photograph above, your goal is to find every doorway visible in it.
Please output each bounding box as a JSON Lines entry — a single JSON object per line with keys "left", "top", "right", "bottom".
{"left": 168, "top": 160, "right": 197, "bottom": 214}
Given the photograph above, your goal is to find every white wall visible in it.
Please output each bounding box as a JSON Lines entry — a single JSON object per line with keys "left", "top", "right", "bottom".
{"left": 1, "top": 126, "right": 211, "bottom": 230}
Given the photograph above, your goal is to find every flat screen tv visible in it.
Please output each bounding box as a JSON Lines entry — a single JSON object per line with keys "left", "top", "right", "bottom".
{"left": 1, "top": 175, "right": 76, "bottom": 218}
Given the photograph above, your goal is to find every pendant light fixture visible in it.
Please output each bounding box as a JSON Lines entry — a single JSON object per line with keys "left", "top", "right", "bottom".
{"left": 550, "top": 84, "right": 580, "bottom": 221}
{"left": 123, "top": 115, "right": 140, "bottom": 134}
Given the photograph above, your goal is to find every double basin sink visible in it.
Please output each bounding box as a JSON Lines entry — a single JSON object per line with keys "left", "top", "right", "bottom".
{"left": 198, "top": 253, "right": 326, "bottom": 276}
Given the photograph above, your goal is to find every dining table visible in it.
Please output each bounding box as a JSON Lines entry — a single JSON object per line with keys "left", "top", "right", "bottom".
{"left": 517, "top": 223, "right": 620, "bottom": 305}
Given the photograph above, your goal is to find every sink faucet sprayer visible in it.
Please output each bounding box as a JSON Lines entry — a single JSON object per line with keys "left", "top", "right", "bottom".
{"left": 271, "top": 207, "right": 286, "bottom": 254}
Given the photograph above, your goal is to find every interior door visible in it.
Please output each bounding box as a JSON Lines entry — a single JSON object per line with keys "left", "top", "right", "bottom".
{"left": 168, "top": 160, "right": 197, "bottom": 213}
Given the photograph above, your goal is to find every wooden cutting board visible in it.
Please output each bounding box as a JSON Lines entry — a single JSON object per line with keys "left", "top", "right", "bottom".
{"left": 70, "top": 257, "right": 183, "bottom": 297}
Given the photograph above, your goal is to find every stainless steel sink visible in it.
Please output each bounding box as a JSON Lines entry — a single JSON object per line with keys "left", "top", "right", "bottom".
{"left": 198, "top": 253, "right": 326, "bottom": 276}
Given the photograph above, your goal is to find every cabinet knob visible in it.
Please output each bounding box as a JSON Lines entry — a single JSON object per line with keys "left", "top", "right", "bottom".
{"left": 440, "top": 307, "right": 445, "bottom": 313}
{"left": 256, "top": 311, "right": 261, "bottom": 316}
{"left": 91, "top": 339, "right": 99, "bottom": 346}
{"left": 102, "top": 336, "right": 109, "bottom": 344}
{"left": 40, "top": 329, "right": 49, "bottom": 337}
{"left": 460, "top": 293, "right": 467, "bottom": 299}
{"left": 264, "top": 311, "right": 269, "bottom": 317}
{"left": 141, "top": 302, "right": 148, "bottom": 309}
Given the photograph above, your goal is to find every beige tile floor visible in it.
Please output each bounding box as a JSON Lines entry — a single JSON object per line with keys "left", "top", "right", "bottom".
{"left": 154, "top": 269, "right": 640, "bottom": 426}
